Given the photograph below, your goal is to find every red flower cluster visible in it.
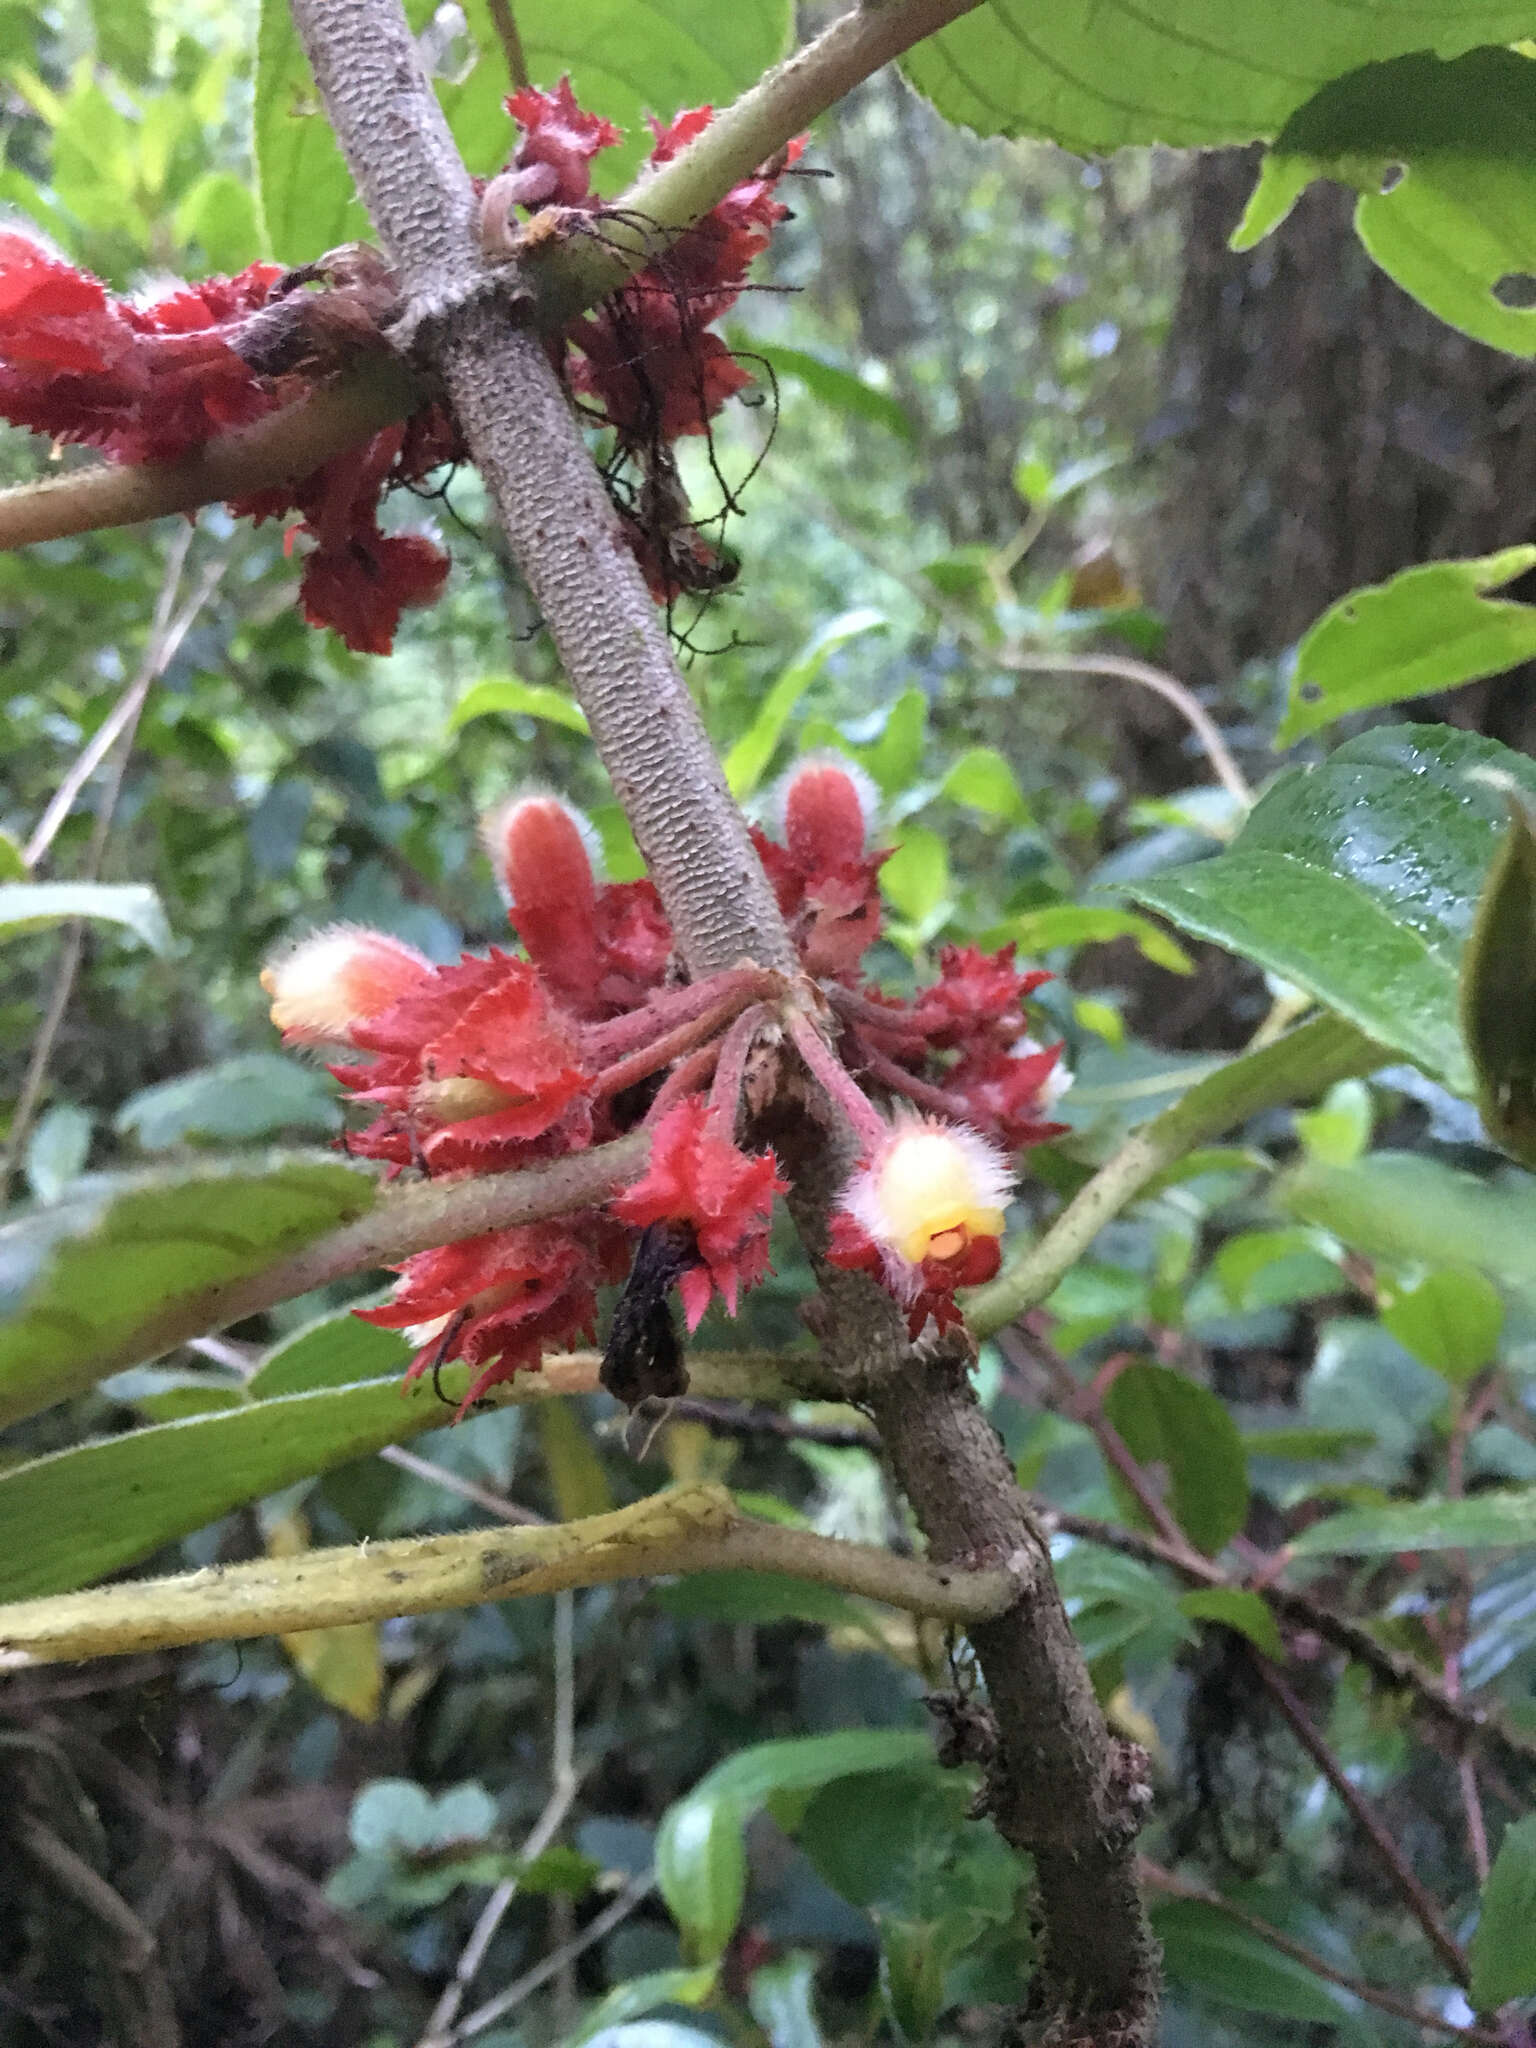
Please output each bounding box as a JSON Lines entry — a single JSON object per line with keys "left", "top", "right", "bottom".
{"left": 265, "top": 763, "right": 1067, "bottom": 1408}
{"left": 505, "top": 86, "right": 799, "bottom": 454}
{"left": 0, "top": 80, "right": 799, "bottom": 639}
{"left": 0, "top": 228, "right": 455, "bottom": 651}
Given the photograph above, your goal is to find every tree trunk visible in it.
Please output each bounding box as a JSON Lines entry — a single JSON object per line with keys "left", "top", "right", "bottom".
{"left": 1155, "top": 151, "right": 1536, "bottom": 747}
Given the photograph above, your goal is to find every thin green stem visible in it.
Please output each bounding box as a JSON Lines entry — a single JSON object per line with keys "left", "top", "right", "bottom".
{"left": 967, "top": 1014, "right": 1384, "bottom": 1336}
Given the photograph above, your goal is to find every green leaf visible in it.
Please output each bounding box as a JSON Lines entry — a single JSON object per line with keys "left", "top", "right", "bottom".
{"left": 941, "top": 748, "right": 1031, "bottom": 823}
{"left": 0, "top": 1370, "right": 466, "bottom": 1600}
{"left": 1461, "top": 796, "right": 1536, "bottom": 1166}
{"left": 573, "top": 1969, "right": 719, "bottom": 2047}
{"left": 880, "top": 1917, "right": 949, "bottom": 2042}
{"left": 1178, "top": 1589, "right": 1283, "bottom": 1659}
{"left": 447, "top": 677, "right": 590, "bottom": 736}
{"left": 24, "top": 1103, "right": 92, "bottom": 1206}
{"left": 1152, "top": 1900, "right": 1352, "bottom": 2022}
{"left": 881, "top": 826, "right": 950, "bottom": 924}
{"left": 251, "top": 1313, "right": 412, "bottom": 1397}
{"left": 656, "top": 1731, "right": 931, "bottom": 1960}
{"left": 863, "top": 689, "right": 928, "bottom": 796}
{"left": 1292, "top": 1491, "right": 1536, "bottom": 1557}
{"left": 1293, "top": 1079, "right": 1373, "bottom": 1166}
{"left": 901, "top": 4, "right": 1534, "bottom": 154}
{"left": 656, "top": 1788, "right": 748, "bottom": 1964}
{"left": 1210, "top": 1229, "right": 1342, "bottom": 1313}
{"left": 742, "top": 343, "right": 914, "bottom": 442}
{"left": 0, "top": 881, "right": 171, "bottom": 953}
{"left": 1283, "top": 1151, "right": 1536, "bottom": 1292}
{"left": 997, "top": 904, "right": 1192, "bottom": 974}
{"left": 0, "top": 1155, "right": 376, "bottom": 1428}
{"left": 1131, "top": 724, "right": 1536, "bottom": 1093}
{"left": 0, "top": 831, "right": 26, "bottom": 881}
{"left": 537, "top": 1399, "right": 614, "bottom": 1521}
{"left": 748, "top": 1952, "right": 823, "bottom": 2048}
{"left": 89, "top": 0, "right": 152, "bottom": 80}
{"left": 1279, "top": 550, "right": 1536, "bottom": 744}
{"left": 174, "top": 170, "right": 264, "bottom": 272}
{"left": 1102, "top": 1363, "right": 1249, "bottom": 1555}
{"left": 724, "top": 609, "right": 887, "bottom": 799}
{"left": 254, "top": 0, "right": 369, "bottom": 260}
{"left": 655, "top": 1571, "right": 880, "bottom": 1639}
{"left": 1470, "top": 1814, "right": 1536, "bottom": 2010}
{"left": 1379, "top": 1268, "right": 1503, "bottom": 1385}
{"left": 1235, "top": 51, "right": 1536, "bottom": 357}
{"left": 1238, "top": 1425, "right": 1376, "bottom": 1462}
{"left": 114, "top": 1054, "right": 341, "bottom": 1149}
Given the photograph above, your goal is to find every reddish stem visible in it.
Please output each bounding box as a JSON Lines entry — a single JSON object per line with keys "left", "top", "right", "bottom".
{"left": 643, "top": 1041, "right": 721, "bottom": 1126}
{"left": 783, "top": 1006, "right": 887, "bottom": 1155}
{"left": 581, "top": 967, "right": 781, "bottom": 1069}
{"left": 591, "top": 984, "right": 765, "bottom": 1102}
{"left": 706, "top": 1002, "right": 772, "bottom": 1136}
{"left": 1255, "top": 1660, "right": 1470, "bottom": 1987}
{"left": 825, "top": 979, "right": 930, "bottom": 1044}
{"left": 857, "top": 1040, "right": 1002, "bottom": 1136}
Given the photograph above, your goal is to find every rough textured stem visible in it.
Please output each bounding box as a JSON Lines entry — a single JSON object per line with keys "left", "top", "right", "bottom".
{"left": 967, "top": 1014, "right": 1384, "bottom": 1335}
{"left": 290, "top": 0, "right": 1157, "bottom": 2033}
{"left": 0, "top": 1483, "right": 1017, "bottom": 1664}
{"left": 867, "top": 1359, "right": 1159, "bottom": 2026}
{"left": 293, "top": 0, "right": 790, "bottom": 975}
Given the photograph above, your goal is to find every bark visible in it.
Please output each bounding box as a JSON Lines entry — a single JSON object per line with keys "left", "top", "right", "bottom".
{"left": 288, "top": 2, "right": 1157, "bottom": 2035}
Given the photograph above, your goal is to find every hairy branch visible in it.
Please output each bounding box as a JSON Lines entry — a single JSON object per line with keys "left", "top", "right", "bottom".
{"left": 0, "top": 1483, "right": 1018, "bottom": 1665}
{"left": 0, "top": 365, "right": 413, "bottom": 549}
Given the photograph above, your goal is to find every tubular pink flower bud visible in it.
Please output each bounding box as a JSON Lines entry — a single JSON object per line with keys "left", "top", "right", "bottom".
{"left": 481, "top": 793, "right": 604, "bottom": 1006}
{"left": 260, "top": 925, "right": 433, "bottom": 1043}
{"left": 777, "top": 754, "right": 877, "bottom": 875}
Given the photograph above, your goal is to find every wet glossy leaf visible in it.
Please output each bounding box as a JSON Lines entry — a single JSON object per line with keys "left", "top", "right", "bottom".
{"left": 1461, "top": 797, "right": 1536, "bottom": 1166}
{"left": 0, "top": 1155, "right": 376, "bottom": 1428}
{"left": 1103, "top": 1363, "right": 1249, "bottom": 1555}
{"left": 656, "top": 1787, "right": 747, "bottom": 1964}
{"left": 1379, "top": 1268, "right": 1503, "bottom": 1385}
{"left": 902, "top": 4, "right": 1534, "bottom": 153}
{"left": 1278, "top": 549, "right": 1536, "bottom": 744}
{"left": 1292, "top": 1490, "right": 1536, "bottom": 1557}
{"left": 1133, "top": 725, "right": 1536, "bottom": 1092}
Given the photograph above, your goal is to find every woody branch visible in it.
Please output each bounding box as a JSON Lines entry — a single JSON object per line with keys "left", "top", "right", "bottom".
{"left": 285, "top": 0, "right": 1157, "bottom": 2037}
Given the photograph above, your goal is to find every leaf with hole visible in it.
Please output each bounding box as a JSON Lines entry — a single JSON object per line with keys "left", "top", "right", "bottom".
{"left": 1235, "top": 51, "right": 1536, "bottom": 357}
{"left": 1278, "top": 550, "right": 1536, "bottom": 744}
{"left": 1132, "top": 725, "right": 1536, "bottom": 1093}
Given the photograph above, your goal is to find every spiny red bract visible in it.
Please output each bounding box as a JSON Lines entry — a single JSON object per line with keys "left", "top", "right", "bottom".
{"left": 614, "top": 1095, "right": 786, "bottom": 1331}
{"left": 264, "top": 759, "right": 1067, "bottom": 1400}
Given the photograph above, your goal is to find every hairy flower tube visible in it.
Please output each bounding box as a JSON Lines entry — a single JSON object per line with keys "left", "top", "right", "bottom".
{"left": 264, "top": 757, "right": 1068, "bottom": 1399}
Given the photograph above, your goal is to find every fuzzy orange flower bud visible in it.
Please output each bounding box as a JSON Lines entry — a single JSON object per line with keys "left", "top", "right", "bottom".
{"left": 260, "top": 924, "right": 432, "bottom": 1043}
